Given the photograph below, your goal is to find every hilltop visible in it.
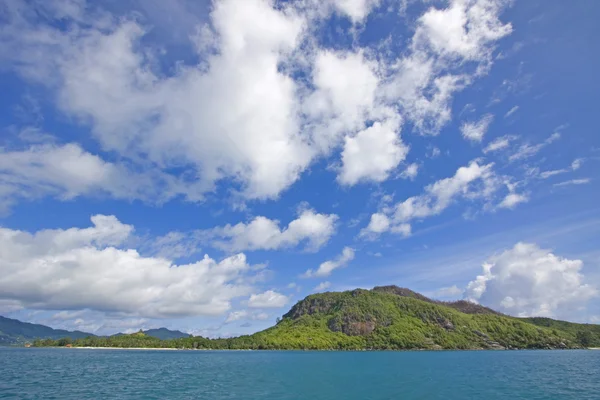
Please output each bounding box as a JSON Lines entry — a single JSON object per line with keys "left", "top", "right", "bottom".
{"left": 32, "top": 286, "right": 600, "bottom": 350}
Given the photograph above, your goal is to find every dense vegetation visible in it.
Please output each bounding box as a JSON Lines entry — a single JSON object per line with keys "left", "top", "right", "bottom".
{"left": 0, "top": 316, "right": 188, "bottom": 345}
{"left": 31, "top": 287, "right": 600, "bottom": 350}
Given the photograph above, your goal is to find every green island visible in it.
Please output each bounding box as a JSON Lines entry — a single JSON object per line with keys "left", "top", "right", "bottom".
{"left": 31, "top": 286, "right": 600, "bottom": 350}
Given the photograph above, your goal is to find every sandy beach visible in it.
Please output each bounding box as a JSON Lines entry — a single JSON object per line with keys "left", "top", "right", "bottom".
{"left": 65, "top": 347, "right": 180, "bottom": 350}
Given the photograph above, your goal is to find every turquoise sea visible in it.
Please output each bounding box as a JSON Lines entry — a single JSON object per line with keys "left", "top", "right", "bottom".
{"left": 1, "top": 348, "right": 598, "bottom": 399}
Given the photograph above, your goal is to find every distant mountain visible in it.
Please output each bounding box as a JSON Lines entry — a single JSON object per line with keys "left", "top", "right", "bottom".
{"left": 33, "top": 286, "right": 600, "bottom": 350}
{"left": 112, "top": 328, "right": 189, "bottom": 340}
{"left": 0, "top": 316, "right": 94, "bottom": 345}
{"left": 0, "top": 315, "right": 190, "bottom": 345}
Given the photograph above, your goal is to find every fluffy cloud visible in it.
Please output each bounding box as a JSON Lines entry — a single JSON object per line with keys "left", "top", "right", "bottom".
{"left": 0, "top": 215, "right": 262, "bottom": 318}
{"left": 338, "top": 117, "right": 408, "bottom": 185}
{"left": 465, "top": 242, "right": 597, "bottom": 319}
{"left": 0, "top": 142, "right": 197, "bottom": 214}
{"left": 206, "top": 208, "right": 338, "bottom": 252}
{"left": 247, "top": 290, "right": 289, "bottom": 308}
{"left": 303, "top": 247, "right": 355, "bottom": 278}
{"left": 383, "top": 0, "right": 512, "bottom": 134}
{"left": 461, "top": 114, "right": 494, "bottom": 142}
{"left": 364, "top": 160, "right": 506, "bottom": 236}
{"left": 414, "top": 0, "right": 512, "bottom": 61}
{"left": 0, "top": 0, "right": 512, "bottom": 206}
{"left": 498, "top": 192, "right": 528, "bottom": 209}
{"left": 329, "top": 0, "right": 379, "bottom": 23}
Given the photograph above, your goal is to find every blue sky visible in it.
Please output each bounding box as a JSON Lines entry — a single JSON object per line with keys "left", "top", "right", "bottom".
{"left": 0, "top": 0, "right": 599, "bottom": 336}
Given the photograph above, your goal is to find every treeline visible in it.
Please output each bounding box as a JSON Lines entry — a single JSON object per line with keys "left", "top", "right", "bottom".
{"left": 32, "top": 289, "right": 600, "bottom": 350}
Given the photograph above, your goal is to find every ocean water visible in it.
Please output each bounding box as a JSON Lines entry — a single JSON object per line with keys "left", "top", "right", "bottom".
{"left": 1, "top": 348, "right": 598, "bottom": 399}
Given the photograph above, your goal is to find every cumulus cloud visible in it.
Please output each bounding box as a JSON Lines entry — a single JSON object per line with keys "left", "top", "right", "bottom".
{"left": 364, "top": 160, "right": 507, "bottom": 236}
{"left": 0, "top": 215, "right": 264, "bottom": 318}
{"left": 206, "top": 208, "right": 338, "bottom": 252}
{"left": 303, "top": 247, "right": 355, "bottom": 278}
{"left": 338, "top": 117, "right": 408, "bottom": 185}
{"left": 329, "top": 0, "right": 380, "bottom": 23}
{"left": 461, "top": 114, "right": 494, "bottom": 142}
{"left": 382, "top": 0, "right": 511, "bottom": 134}
{"left": 247, "top": 290, "right": 289, "bottom": 308}
{"left": 0, "top": 0, "right": 512, "bottom": 206}
{"left": 465, "top": 242, "right": 597, "bottom": 319}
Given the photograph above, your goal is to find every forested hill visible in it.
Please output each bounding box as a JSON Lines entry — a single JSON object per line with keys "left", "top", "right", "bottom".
{"left": 32, "top": 286, "right": 600, "bottom": 350}
{"left": 0, "top": 316, "right": 189, "bottom": 345}
{"left": 0, "top": 316, "right": 93, "bottom": 345}
{"left": 112, "top": 328, "right": 189, "bottom": 340}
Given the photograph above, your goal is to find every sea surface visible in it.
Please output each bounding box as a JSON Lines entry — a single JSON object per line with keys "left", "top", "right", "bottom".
{"left": 1, "top": 348, "right": 599, "bottom": 399}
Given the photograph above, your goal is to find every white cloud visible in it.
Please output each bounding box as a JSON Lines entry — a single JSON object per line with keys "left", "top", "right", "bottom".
{"left": 414, "top": 0, "right": 512, "bottom": 61}
{"left": 314, "top": 281, "right": 331, "bottom": 292}
{"left": 0, "top": 142, "right": 197, "bottom": 214}
{"left": 364, "top": 159, "right": 509, "bottom": 235}
{"left": 247, "top": 290, "right": 289, "bottom": 308}
{"left": 3, "top": 0, "right": 314, "bottom": 201}
{"left": 305, "top": 50, "right": 381, "bottom": 151}
{"left": 329, "top": 0, "right": 379, "bottom": 23}
{"left": 0, "top": 215, "right": 262, "bottom": 318}
{"left": 461, "top": 114, "right": 494, "bottom": 142}
{"left": 303, "top": 247, "right": 355, "bottom": 278}
{"left": 483, "top": 135, "right": 516, "bottom": 153}
{"left": 338, "top": 117, "right": 408, "bottom": 185}
{"left": 394, "top": 161, "right": 497, "bottom": 221}
{"left": 498, "top": 192, "right": 528, "bottom": 209}
{"left": 465, "top": 242, "right": 597, "bottom": 319}
{"left": 504, "top": 105, "right": 519, "bottom": 118}
{"left": 207, "top": 208, "right": 338, "bottom": 252}
{"left": 0, "top": 0, "right": 513, "bottom": 206}
{"left": 400, "top": 163, "right": 419, "bottom": 180}
{"left": 538, "top": 158, "right": 584, "bottom": 179}
{"left": 509, "top": 133, "right": 561, "bottom": 162}
{"left": 362, "top": 213, "right": 390, "bottom": 235}
{"left": 553, "top": 178, "right": 591, "bottom": 187}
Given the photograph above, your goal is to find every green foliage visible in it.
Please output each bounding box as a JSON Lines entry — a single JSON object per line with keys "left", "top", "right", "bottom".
{"left": 32, "top": 288, "right": 599, "bottom": 350}
{"left": 523, "top": 317, "right": 600, "bottom": 347}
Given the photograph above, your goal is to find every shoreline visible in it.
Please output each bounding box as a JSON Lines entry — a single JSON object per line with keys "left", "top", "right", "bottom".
{"left": 25, "top": 346, "right": 598, "bottom": 351}
{"left": 54, "top": 346, "right": 180, "bottom": 350}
